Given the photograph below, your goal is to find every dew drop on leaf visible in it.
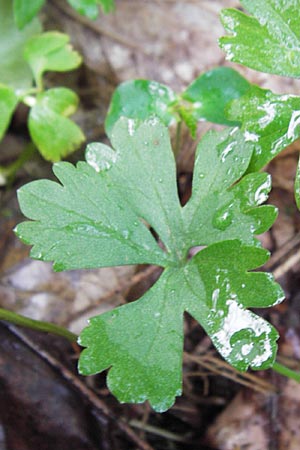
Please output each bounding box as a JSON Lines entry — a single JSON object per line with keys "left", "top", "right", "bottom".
{"left": 212, "top": 203, "right": 234, "bottom": 230}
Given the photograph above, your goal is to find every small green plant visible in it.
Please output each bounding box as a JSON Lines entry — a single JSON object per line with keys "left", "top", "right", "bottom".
{"left": 10, "top": 0, "right": 300, "bottom": 412}
{"left": 0, "top": 0, "right": 84, "bottom": 179}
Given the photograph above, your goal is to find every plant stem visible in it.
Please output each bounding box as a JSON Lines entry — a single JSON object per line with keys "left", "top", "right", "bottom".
{"left": 0, "top": 308, "right": 78, "bottom": 343}
{"left": 0, "top": 142, "right": 36, "bottom": 186}
{"left": 272, "top": 361, "right": 300, "bottom": 382}
{"left": 174, "top": 121, "right": 182, "bottom": 159}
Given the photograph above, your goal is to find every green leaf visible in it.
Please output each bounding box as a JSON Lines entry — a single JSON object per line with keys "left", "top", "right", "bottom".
{"left": 13, "top": 0, "right": 45, "bottom": 29}
{"left": 219, "top": 0, "right": 300, "bottom": 78}
{"left": 79, "top": 240, "right": 283, "bottom": 412}
{"left": 0, "top": 0, "right": 42, "bottom": 89}
{"left": 181, "top": 67, "right": 250, "bottom": 126}
{"left": 105, "top": 80, "right": 178, "bottom": 138}
{"left": 183, "top": 126, "right": 277, "bottom": 246}
{"left": 28, "top": 88, "right": 85, "bottom": 162}
{"left": 67, "top": 0, "right": 115, "bottom": 19}
{"left": 0, "top": 84, "right": 18, "bottom": 140}
{"left": 24, "top": 32, "right": 82, "bottom": 89}
{"left": 227, "top": 85, "right": 300, "bottom": 172}
{"left": 16, "top": 119, "right": 283, "bottom": 411}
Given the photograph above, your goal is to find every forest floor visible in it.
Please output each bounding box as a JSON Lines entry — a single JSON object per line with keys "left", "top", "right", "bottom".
{"left": 1, "top": 1, "right": 300, "bottom": 449}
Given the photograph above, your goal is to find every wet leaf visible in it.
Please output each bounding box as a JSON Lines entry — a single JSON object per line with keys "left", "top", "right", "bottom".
{"left": 220, "top": 0, "right": 300, "bottom": 78}
{"left": 79, "top": 241, "right": 283, "bottom": 412}
{"left": 28, "top": 87, "right": 85, "bottom": 161}
{"left": 227, "top": 85, "right": 300, "bottom": 172}
{"left": 67, "top": 0, "right": 115, "bottom": 18}
{"left": 13, "top": 0, "right": 45, "bottom": 29}
{"left": 183, "top": 126, "right": 277, "bottom": 246}
{"left": 0, "top": 0, "right": 41, "bottom": 89}
{"left": 0, "top": 84, "right": 18, "bottom": 140}
{"left": 24, "top": 32, "right": 82, "bottom": 89}
{"left": 105, "top": 80, "right": 178, "bottom": 138}
{"left": 181, "top": 67, "right": 250, "bottom": 126}
{"left": 16, "top": 119, "right": 284, "bottom": 411}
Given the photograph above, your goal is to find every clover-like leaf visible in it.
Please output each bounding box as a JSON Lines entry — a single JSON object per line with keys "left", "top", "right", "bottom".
{"left": 28, "top": 87, "right": 85, "bottom": 162}
{"left": 105, "top": 80, "right": 178, "bottom": 138}
{"left": 0, "top": 84, "right": 18, "bottom": 140}
{"left": 220, "top": 0, "right": 300, "bottom": 78}
{"left": 16, "top": 118, "right": 284, "bottom": 411}
{"left": 0, "top": 0, "right": 41, "bottom": 89}
{"left": 13, "top": 0, "right": 45, "bottom": 29}
{"left": 227, "top": 85, "right": 300, "bottom": 172}
{"left": 67, "top": 0, "right": 114, "bottom": 18}
{"left": 24, "top": 32, "right": 82, "bottom": 89}
{"left": 181, "top": 67, "right": 250, "bottom": 127}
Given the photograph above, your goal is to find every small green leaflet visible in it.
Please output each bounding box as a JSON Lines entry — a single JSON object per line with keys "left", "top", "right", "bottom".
{"left": 181, "top": 67, "right": 250, "bottom": 127}
{"left": 13, "top": 0, "right": 45, "bottom": 29}
{"left": 16, "top": 119, "right": 284, "bottom": 411}
{"left": 105, "top": 68, "right": 252, "bottom": 139}
{"left": 220, "top": 0, "right": 300, "bottom": 78}
{"left": 0, "top": 0, "right": 41, "bottom": 89}
{"left": 28, "top": 88, "right": 85, "bottom": 162}
{"left": 227, "top": 85, "right": 300, "bottom": 172}
{"left": 24, "top": 32, "right": 82, "bottom": 90}
{"left": 67, "top": 0, "right": 115, "bottom": 19}
{"left": 105, "top": 80, "right": 178, "bottom": 138}
{"left": 0, "top": 84, "right": 18, "bottom": 140}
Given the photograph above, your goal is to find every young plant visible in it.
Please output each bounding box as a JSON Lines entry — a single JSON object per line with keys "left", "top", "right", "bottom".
{"left": 105, "top": 67, "right": 251, "bottom": 139}
{"left": 15, "top": 118, "right": 284, "bottom": 412}
{"left": 11, "top": 0, "right": 300, "bottom": 412}
{"left": 0, "top": 0, "right": 84, "bottom": 173}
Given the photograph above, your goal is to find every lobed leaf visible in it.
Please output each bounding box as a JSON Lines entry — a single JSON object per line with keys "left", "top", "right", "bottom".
{"left": 181, "top": 67, "right": 250, "bottom": 127}
{"left": 13, "top": 0, "right": 45, "bottom": 29}
{"left": 105, "top": 80, "right": 178, "bottom": 138}
{"left": 227, "top": 85, "right": 300, "bottom": 172}
{"left": 79, "top": 240, "right": 283, "bottom": 411}
{"left": 16, "top": 118, "right": 284, "bottom": 411}
{"left": 16, "top": 119, "right": 183, "bottom": 269}
{"left": 0, "top": 84, "right": 18, "bottom": 140}
{"left": 220, "top": 0, "right": 300, "bottom": 78}
{"left": 28, "top": 88, "right": 85, "bottom": 161}
{"left": 183, "top": 127, "right": 277, "bottom": 247}
{"left": 67, "top": 0, "right": 115, "bottom": 18}
{"left": 24, "top": 32, "right": 82, "bottom": 89}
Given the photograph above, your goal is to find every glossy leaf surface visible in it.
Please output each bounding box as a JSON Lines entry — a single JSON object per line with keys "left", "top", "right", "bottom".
{"left": 105, "top": 80, "right": 178, "bottom": 138}
{"left": 13, "top": 0, "right": 45, "bottom": 29}
{"left": 67, "top": 0, "right": 114, "bottom": 18}
{"left": 181, "top": 67, "right": 250, "bottom": 126}
{"left": 220, "top": 0, "right": 300, "bottom": 78}
{"left": 0, "top": 84, "right": 18, "bottom": 139}
{"left": 227, "top": 85, "right": 300, "bottom": 172}
{"left": 16, "top": 119, "right": 284, "bottom": 411}
{"left": 24, "top": 32, "right": 82, "bottom": 89}
{"left": 79, "top": 241, "right": 283, "bottom": 412}
{"left": 28, "top": 88, "right": 85, "bottom": 161}
{"left": 0, "top": 0, "right": 41, "bottom": 89}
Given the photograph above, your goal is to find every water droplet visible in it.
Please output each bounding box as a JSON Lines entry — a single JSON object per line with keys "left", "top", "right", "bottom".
{"left": 212, "top": 203, "right": 234, "bottom": 230}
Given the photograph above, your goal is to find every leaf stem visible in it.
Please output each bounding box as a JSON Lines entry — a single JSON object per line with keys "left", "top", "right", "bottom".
{"left": 0, "top": 142, "right": 36, "bottom": 186}
{"left": 272, "top": 361, "right": 300, "bottom": 382}
{"left": 174, "top": 121, "right": 182, "bottom": 159}
{"left": 0, "top": 308, "right": 78, "bottom": 343}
